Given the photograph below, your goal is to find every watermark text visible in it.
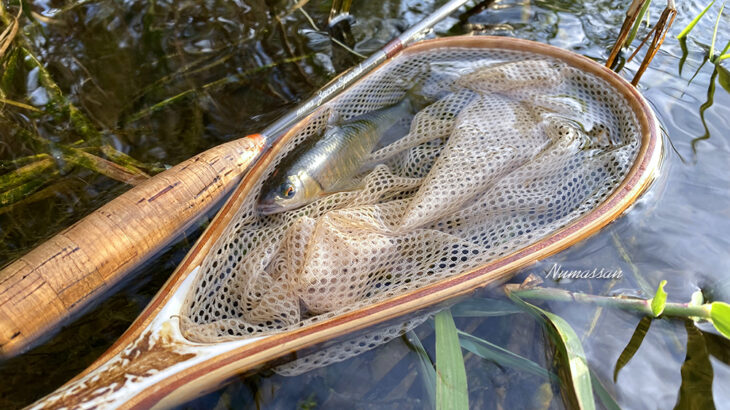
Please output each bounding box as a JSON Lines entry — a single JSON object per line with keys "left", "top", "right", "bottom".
{"left": 544, "top": 264, "right": 623, "bottom": 280}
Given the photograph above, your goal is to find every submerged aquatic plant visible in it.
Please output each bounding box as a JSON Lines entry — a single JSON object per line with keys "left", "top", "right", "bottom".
{"left": 418, "top": 266, "right": 730, "bottom": 410}
{"left": 509, "top": 279, "right": 730, "bottom": 339}
{"left": 435, "top": 310, "right": 469, "bottom": 410}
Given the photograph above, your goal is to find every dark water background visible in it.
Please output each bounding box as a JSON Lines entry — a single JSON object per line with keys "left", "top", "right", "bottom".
{"left": 1, "top": 0, "right": 729, "bottom": 408}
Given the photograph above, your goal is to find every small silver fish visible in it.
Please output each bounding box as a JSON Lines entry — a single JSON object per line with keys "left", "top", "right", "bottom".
{"left": 258, "top": 98, "right": 414, "bottom": 214}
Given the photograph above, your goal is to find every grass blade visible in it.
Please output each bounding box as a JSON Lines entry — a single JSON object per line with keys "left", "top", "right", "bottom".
{"left": 458, "top": 330, "right": 554, "bottom": 380}
{"left": 590, "top": 371, "right": 621, "bottom": 410}
{"left": 625, "top": 0, "right": 652, "bottom": 47}
{"left": 709, "top": 2, "right": 726, "bottom": 60}
{"left": 506, "top": 286, "right": 595, "bottom": 410}
{"left": 403, "top": 330, "right": 437, "bottom": 406}
{"left": 677, "top": 0, "right": 716, "bottom": 39}
{"left": 435, "top": 310, "right": 468, "bottom": 410}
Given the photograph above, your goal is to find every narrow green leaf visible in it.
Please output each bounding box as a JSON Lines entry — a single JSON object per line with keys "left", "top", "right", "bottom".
{"left": 540, "top": 309, "right": 595, "bottom": 410}
{"left": 435, "top": 310, "right": 469, "bottom": 410}
{"left": 613, "top": 317, "right": 652, "bottom": 382}
{"left": 506, "top": 290, "right": 595, "bottom": 410}
{"left": 458, "top": 330, "right": 554, "bottom": 380}
{"left": 625, "top": 0, "right": 652, "bottom": 47}
{"left": 650, "top": 280, "right": 668, "bottom": 317}
{"left": 590, "top": 371, "right": 621, "bottom": 410}
{"left": 710, "top": 302, "right": 730, "bottom": 339}
{"left": 720, "top": 53, "right": 730, "bottom": 61}
{"left": 709, "top": 2, "right": 726, "bottom": 60}
{"left": 718, "top": 65, "right": 730, "bottom": 94}
{"left": 677, "top": 0, "right": 716, "bottom": 39}
{"left": 404, "top": 331, "right": 437, "bottom": 406}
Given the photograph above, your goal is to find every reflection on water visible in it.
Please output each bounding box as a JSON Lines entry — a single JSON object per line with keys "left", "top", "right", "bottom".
{"left": 1, "top": 0, "right": 730, "bottom": 408}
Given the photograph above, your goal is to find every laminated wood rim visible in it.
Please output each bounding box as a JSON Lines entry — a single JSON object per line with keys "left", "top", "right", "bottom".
{"left": 52, "top": 36, "right": 661, "bottom": 409}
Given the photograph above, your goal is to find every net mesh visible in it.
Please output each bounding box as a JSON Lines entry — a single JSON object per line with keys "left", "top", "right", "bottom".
{"left": 272, "top": 311, "right": 432, "bottom": 376}
{"left": 180, "top": 46, "right": 641, "bottom": 343}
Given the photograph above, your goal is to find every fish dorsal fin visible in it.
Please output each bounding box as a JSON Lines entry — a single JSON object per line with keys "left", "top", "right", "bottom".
{"left": 326, "top": 109, "right": 342, "bottom": 130}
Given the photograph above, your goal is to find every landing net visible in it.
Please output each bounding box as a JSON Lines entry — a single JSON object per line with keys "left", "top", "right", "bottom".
{"left": 180, "top": 46, "right": 641, "bottom": 343}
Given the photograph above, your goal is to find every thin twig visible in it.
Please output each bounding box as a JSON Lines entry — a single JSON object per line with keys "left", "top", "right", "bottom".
{"left": 0, "top": 98, "right": 41, "bottom": 111}
{"left": 298, "top": 8, "right": 365, "bottom": 59}
{"left": 0, "top": 2, "right": 21, "bottom": 60}
{"left": 330, "top": 36, "right": 366, "bottom": 59}
{"left": 606, "top": 0, "right": 648, "bottom": 69}
{"left": 631, "top": 4, "right": 677, "bottom": 85}
{"left": 299, "top": 7, "right": 320, "bottom": 31}
{"left": 282, "top": 0, "right": 312, "bottom": 18}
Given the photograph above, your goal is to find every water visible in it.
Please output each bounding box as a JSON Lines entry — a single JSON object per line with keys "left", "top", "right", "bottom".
{"left": 1, "top": 0, "right": 729, "bottom": 408}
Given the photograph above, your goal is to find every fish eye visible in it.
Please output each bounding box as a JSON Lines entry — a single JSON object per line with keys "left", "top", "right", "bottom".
{"left": 281, "top": 183, "right": 296, "bottom": 198}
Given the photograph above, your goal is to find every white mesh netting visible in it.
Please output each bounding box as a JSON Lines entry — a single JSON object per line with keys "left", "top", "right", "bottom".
{"left": 272, "top": 312, "right": 432, "bottom": 376}
{"left": 180, "top": 46, "right": 641, "bottom": 343}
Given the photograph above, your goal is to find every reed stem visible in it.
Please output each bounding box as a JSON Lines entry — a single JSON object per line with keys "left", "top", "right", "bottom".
{"left": 506, "top": 285, "right": 712, "bottom": 319}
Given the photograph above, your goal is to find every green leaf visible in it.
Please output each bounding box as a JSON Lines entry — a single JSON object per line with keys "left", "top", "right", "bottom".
{"left": 613, "top": 316, "right": 652, "bottom": 382}
{"left": 404, "top": 331, "right": 437, "bottom": 406}
{"left": 677, "top": 0, "right": 716, "bottom": 39}
{"left": 709, "top": 2, "right": 726, "bottom": 60}
{"left": 625, "top": 0, "right": 652, "bottom": 47}
{"left": 710, "top": 301, "right": 730, "bottom": 339}
{"left": 718, "top": 65, "right": 730, "bottom": 94}
{"left": 506, "top": 290, "right": 595, "bottom": 410}
{"left": 435, "top": 310, "right": 469, "bottom": 410}
{"left": 458, "top": 330, "right": 554, "bottom": 380}
{"left": 650, "top": 280, "right": 667, "bottom": 317}
{"left": 540, "top": 309, "right": 595, "bottom": 410}
{"left": 590, "top": 371, "right": 621, "bottom": 410}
